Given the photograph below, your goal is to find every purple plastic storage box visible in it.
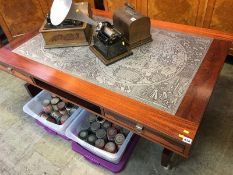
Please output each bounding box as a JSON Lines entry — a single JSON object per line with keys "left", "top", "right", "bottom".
{"left": 71, "top": 135, "right": 140, "bottom": 173}
{"left": 66, "top": 110, "right": 135, "bottom": 164}
{"left": 35, "top": 120, "right": 70, "bottom": 140}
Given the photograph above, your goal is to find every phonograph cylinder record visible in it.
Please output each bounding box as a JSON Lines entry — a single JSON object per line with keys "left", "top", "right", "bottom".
{"left": 104, "top": 142, "right": 117, "bottom": 153}
{"left": 87, "top": 134, "right": 97, "bottom": 145}
{"left": 95, "top": 139, "right": 105, "bottom": 149}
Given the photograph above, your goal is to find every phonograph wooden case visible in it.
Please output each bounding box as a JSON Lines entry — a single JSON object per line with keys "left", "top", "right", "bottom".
{"left": 39, "top": 2, "right": 92, "bottom": 48}
{"left": 113, "top": 4, "right": 152, "bottom": 48}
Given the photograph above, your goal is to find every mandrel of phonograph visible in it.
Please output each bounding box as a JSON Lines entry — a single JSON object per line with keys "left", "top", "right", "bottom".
{"left": 90, "top": 21, "right": 133, "bottom": 65}
{"left": 74, "top": 9, "right": 133, "bottom": 65}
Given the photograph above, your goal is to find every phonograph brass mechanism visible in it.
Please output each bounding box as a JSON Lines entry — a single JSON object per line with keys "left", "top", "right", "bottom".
{"left": 65, "top": 7, "right": 132, "bottom": 65}
{"left": 89, "top": 21, "right": 133, "bottom": 65}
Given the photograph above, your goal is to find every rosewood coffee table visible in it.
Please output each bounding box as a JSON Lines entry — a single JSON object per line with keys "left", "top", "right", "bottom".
{"left": 0, "top": 10, "right": 232, "bottom": 168}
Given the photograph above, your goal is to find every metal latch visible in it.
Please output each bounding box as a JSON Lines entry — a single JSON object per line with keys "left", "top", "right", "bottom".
{"left": 135, "top": 123, "right": 144, "bottom": 133}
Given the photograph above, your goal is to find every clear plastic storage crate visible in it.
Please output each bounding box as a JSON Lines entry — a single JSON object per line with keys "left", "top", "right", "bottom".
{"left": 65, "top": 110, "right": 134, "bottom": 164}
{"left": 23, "top": 90, "right": 82, "bottom": 135}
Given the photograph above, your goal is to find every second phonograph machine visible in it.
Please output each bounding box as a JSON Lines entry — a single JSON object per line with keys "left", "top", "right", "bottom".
{"left": 40, "top": 0, "right": 152, "bottom": 65}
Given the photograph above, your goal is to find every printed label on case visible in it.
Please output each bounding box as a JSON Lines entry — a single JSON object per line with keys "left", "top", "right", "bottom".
{"left": 182, "top": 137, "right": 192, "bottom": 144}
{"left": 179, "top": 134, "right": 192, "bottom": 144}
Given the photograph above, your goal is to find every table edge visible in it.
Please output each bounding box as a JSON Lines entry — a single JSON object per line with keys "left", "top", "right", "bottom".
{"left": 0, "top": 10, "right": 231, "bottom": 156}
{"left": 0, "top": 45, "right": 198, "bottom": 142}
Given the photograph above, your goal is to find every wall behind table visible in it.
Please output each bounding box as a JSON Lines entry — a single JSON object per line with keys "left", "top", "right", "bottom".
{"left": 0, "top": 0, "right": 95, "bottom": 41}
{"left": 0, "top": 0, "right": 232, "bottom": 53}
{"left": 104, "top": 0, "right": 233, "bottom": 31}
{"left": 46, "top": 0, "right": 95, "bottom": 9}
{"left": 0, "top": 0, "right": 49, "bottom": 41}
{"left": 104, "top": 0, "right": 233, "bottom": 54}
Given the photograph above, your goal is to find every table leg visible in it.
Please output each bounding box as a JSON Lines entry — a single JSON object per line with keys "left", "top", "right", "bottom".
{"left": 161, "top": 148, "right": 173, "bottom": 169}
{"left": 24, "top": 83, "right": 42, "bottom": 97}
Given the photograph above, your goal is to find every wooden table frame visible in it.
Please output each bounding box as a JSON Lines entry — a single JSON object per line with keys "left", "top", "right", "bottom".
{"left": 0, "top": 9, "right": 232, "bottom": 168}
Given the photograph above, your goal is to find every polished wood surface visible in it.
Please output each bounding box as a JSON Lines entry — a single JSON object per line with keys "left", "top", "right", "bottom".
{"left": 0, "top": 0, "right": 94, "bottom": 41}
{"left": 148, "top": 0, "right": 199, "bottom": 26}
{"left": 104, "top": 0, "right": 136, "bottom": 12}
{"left": 176, "top": 39, "right": 230, "bottom": 122}
{"left": 209, "top": 0, "right": 233, "bottom": 32}
{"left": 46, "top": 0, "right": 95, "bottom": 9}
{"left": 0, "top": 46, "right": 198, "bottom": 154}
{"left": 0, "top": 10, "right": 231, "bottom": 158}
{"left": 95, "top": 9, "right": 233, "bottom": 41}
{"left": 104, "top": 0, "right": 233, "bottom": 33}
{"left": 0, "top": 0, "right": 232, "bottom": 48}
{"left": 104, "top": 0, "right": 233, "bottom": 55}
{"left": 0, "top": 0, "right": 47, "bottom": 40}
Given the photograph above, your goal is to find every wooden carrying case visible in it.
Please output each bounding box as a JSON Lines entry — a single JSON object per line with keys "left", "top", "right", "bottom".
{"left": 113, "top": 5, "right": 152, "bottom": 48}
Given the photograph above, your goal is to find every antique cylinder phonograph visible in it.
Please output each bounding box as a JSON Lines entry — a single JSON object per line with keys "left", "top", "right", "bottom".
{"left": 67, "top": 3, "right": 133, "bottom": 65}
{"left": 39, "top": 1, "right": 153, "bottom": 66}
{"left": 39, "top": 0, "right": 92, "bottom": 48}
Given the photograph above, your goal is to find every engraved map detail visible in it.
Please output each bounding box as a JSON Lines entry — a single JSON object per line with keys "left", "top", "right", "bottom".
{"left": 13, "top": 28, "right": 212, "bottom": 114}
